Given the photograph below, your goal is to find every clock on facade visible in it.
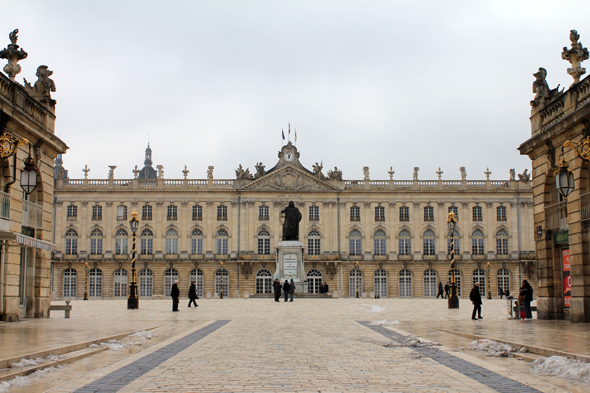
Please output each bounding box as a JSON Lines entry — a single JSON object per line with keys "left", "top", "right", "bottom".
{"left": 285, "top": 152, "right": 295, "bottom": 162}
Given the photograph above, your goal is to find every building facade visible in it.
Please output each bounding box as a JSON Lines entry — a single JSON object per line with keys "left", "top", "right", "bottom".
{"left": 0, "top": 30, "right": 68, "bottom": 321}
{"left": 52, "top": 142, "right": 535, "bottom": 301}
{"left": 519, "top": 30, "right": 590, "bottom": 322}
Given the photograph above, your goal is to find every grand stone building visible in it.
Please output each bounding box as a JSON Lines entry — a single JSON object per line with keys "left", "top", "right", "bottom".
{"left": 52, "top": 141, "right": 535, "bottom": 301}
{"left": 0, "top": 30, "right": 67, "bottom": 321}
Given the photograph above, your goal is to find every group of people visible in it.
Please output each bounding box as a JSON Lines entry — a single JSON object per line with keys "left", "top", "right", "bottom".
{"left": 319, "top": 282, "right": 330, "bottom": 294}
{"left": 436, "top": 281, "right": 451, "bottom": 299}
{"left": 274, "top": 279, "right": 295, "bottom": 302}
{"left": 469, "top": 279, "right": 534, "bottom": 320}
{"left": 170, "top": 280, "right": 199, "bottom": 311}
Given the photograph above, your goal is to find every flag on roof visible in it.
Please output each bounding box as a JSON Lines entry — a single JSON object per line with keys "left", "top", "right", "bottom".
{"left": 282, "top": 129, "right": 285, "bottom": 140}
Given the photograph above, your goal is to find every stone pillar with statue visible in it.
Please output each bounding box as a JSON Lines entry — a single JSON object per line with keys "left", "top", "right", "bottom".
{"left": 275, "top": 202, "right": 306, "bottom": 293}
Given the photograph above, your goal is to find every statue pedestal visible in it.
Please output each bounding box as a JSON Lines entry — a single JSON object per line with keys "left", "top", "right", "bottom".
{"left": 275, "top": 241, "right": 305, "bottom": 293}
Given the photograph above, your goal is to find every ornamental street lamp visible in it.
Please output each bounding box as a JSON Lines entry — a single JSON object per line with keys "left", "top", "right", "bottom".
{"left": 127, "top": 211, "right": 140, "bottom": 309}
{"left": 555, "top": 155, "right": 575, "bottom": 200}
{"left": 486, "top": 261, "right": 492, "bottom": 299}
{"left": 447, "top": 212, "right": 459, "bottom": 309}
{"left": 83, "top": 261, "right": 89, "bottom": 301}
{"left": 219, "top": 261, "right": 225, "bottom": 299}
{"left": 354, "top": 261, "right": 360, "bottom": 299}
{"left": 20, "top": 153, "right": 37, "bottom": 196}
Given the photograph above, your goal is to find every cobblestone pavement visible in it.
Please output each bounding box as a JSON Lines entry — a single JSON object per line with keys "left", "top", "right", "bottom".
{"left": 2, "top": 298, "right": 584, "bottom": 392}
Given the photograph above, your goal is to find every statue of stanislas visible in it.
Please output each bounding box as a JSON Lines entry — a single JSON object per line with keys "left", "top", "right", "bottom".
{"left": 281, "top": 201, "right": 302, "bottom": 241}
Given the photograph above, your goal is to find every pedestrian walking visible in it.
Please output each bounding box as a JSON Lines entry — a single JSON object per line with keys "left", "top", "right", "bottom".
{"left": 188, "top": 281, "right": 198, "bottom": 308}
{"left": 324, "top": 282, "right": 329, "bottom": 294}
{"left": 273, "top": 279, "right": 281, "bottom": 302}
{"left": 289, "top": 278, "right": 295, "bottom": 302}
{"left": 520, "top": 280, "right": 534, "bottom": 319}
{"left": 319, "top": 283, "right": 325, "bottom": 294}
{"left": 469, "top": 282, "right": 482, "bottom": 320}
{"left": 283, "top": 280, "right": 291, "bottom": 302}
{"left": 436, "top": 282, "right": 444, "bottom": 299}
{"left": 171, "top": 280, "right": 180, "bottom": 312}
{"left": 444, "top": 282, "right": 450, "bottom": 299}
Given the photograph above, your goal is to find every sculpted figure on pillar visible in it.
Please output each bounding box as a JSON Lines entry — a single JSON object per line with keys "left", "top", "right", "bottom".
{"left": 562, "top": 30, "right": 589, "bottom": 86}
{"left": 0, "top": 29, "right": 28, "bottom": 81}
{"left": 281, "top": 201, "right": 302, "bottom": 241}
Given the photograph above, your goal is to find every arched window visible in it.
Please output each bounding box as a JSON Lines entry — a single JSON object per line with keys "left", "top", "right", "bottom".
{"left": 349, "top": 230, "right": 362, "bottom": 255}
{"left": 89, "top": 228, "right": 103, "bottom": 255}
{"left": 448, "top": 269, "right": 462, "bottom": 296}
{"left": 257, "top": 229, "right": 270, "bottom": 255}
{"left": 190, "top": 269, "right": 204, "bottom": 297}
{"left": 165, "top": 229, "right": 179, "bottom": 255}
{"left": 423, "top": 229, "right": 436, "bottom": 255}
{"left": 216, "top": 229, "right": 229, "bottom": 255}
{"left": 399, "top": 269, "right": 412, "bottom": 297}
{"left": 140, "top": 229, "right": 154, "bottom": 255}
{"left": 498, "top": 268, "right": 510, "bottom": 295}
{"left": 165, "top": 269, "right": 179, "bottom": 297}
{"left": 374, "top": 230, "right": 387, "bottom": 255}
{"left": 398, "top": 230, "right": 411, "bottom": 255}
{"left": 447, "top": 230, "right": 460, "bottom": 255}
{"left": 63, "top": 268, "right": 77, "bottom": 298}
{"left": 374, "top": 269, "right": 387, "bottom": 298}
{"left": 115, "top": 228, "right": 128, "bottom": 255}
{"left": 472, "top": 229, "right": 485, "bottom": 255}
{"left": 473, "top": 268, "right": 486, "bottom": 296}
{"left": 349, "top": 269, "right": 363, "bottom": 298}
{"left": 308, "top": 230, "right": 321, "bottom": 255}
{"left": 496, "top": 229, "right": 509, "bottom": 255}
{"left": 423, "top": 269, "right": 437, "bottom": 297}
{"left": 89, "top": 268, "right": 102, "bottom": 297}
{"left": 139, "top": 269, "right": 153, "bottom": 297}
{"left": 215, "top": 269, "right": 229, "bottom": 296}
{"left": 307, "top": 269, "right": 323, "bottom": 294}
{"left": 191, "top": 229, "right": 203, "bottom": 255}
{"left": 255, "top": 269, "right": 273, "bottom": 294}
{"left": 65, "top": 229, "right": 78, "bottom": 255}
{"left": 113, "top": 269, "right": 128, "bottom": 297}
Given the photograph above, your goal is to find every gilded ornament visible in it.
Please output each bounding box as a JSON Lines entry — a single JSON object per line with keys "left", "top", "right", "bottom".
{"left": 0, "top": 134, "right": 29, "bottom": 159}
{"left": 563, "top": 137, "right": 590, "bottom": 162}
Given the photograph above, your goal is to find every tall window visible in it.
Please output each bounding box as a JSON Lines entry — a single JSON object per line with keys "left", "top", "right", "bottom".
{"left": 375, "top": 206, "right": 385, "bottom": 222}
{"left": 448, "top": 206, "right": 458, "bottom": 220}
{"left": 191, "top": 229, "right": 203, "bottom": 255}
{"left": 448, "top": 269, "right": 462, "bottom": 296}
{"left": 398, "top": 230, "right": 411, "bottom": 255}
{"left": 307, "top": 269, "right": 323, "bottom": 293}
{"left": 140, "top": 229, "right": 154, "bottom": 255}
{"left": 217, "top": 205, "right": 227, "bottom": 221}
{"left": 164, "top": 269, "right": 179, "bottom": 297}
{"left": 423, "top": 269, "right": 437, "bottom": 297}
{"left": 349, "top": 269, "right": 363, "bottom": 298}
{"left": 90, "top": 228, "right": 103, "bottom": 255}
{"left": 142, "top": 205, "right": 152, "bottom": 221}
{"left": 257, "top": 229, "right": 270, "bottom": 255}
{"left": 472, "top": 229, "right": 485, "bottom": 255}
{"left": 215, "top": 269, "right": 229, "bottom": 296}
{"left": 115, "top": 228, "right": 128, "bottom": 255}
{"left": 350, "top": 206, "right": 360, "bottom": 221}
{"left": 256, "top": 269, "right": 273, "bottom": 294}
{"left": 113, "top": 269, "right": 128, "bottom": 297}
{"left": 349, "top": 230, "right": 362, "bottom": 255}
{"left": 423, "top": 229, "right": 436, "bottom": 255}
{"left": 117, "top": 205, "right": 127, "bottom": 221}
{"left": 399, "top": 206, "right": 410, "bottom": 222}
{"left": 308, "top": 230, "right": 321, "bottom": 255}
{"left": 139, "top": 269, "right": 153, "bottom": 297}
{"left": 374, "top": 230, "right": 387, "bottom": 255}
{"left": 498, "top": 268, "right": 510, "bottom": 295}
{"left": 497, "top": 205, "right": 507, "bottom": 221}
{"left": 65, "top": 229, "right": 78, "bottom": 255}
{"left": 473, "top": 268, "right": 486, "bottom": 296}
{"left": 399, "top": 269, "right": 412, "bottom": 297}
{"left": 216, "top": 229, "right": 229, "bottom": 254}
{"left": 63, "top": 268, "right": 77, "bottom": 298}
{"left": 165, "top": 229, "right": 179, "bottom": 254}
{"left": 192, "top": 205, "right": 202, "bottom": 221}
{"left": 92, "top": 205, "right": 102, "bottom": 221}
{"left": 447, "top": 230, "right": 460, "bottom": 255}
{"left": 496, "top": 229, "right": 509, "bottom": 255}
{"left": 424, "top": 206, "right": 434, "bottom": 222}
{"left": 66, "top": 205, "right": 77, "bottom": 220}
{"left": 259, "top": 205, "right": 269, "bottom": 221}
{"left": 472, "top": 205, "right": 483, "bottom": 221}
{"left": 309, "top": 205, "right": 319, "bottom": 221}
{"left": 167, "top": 205, "right": 178, "bottom": 221}
{"left": 190, "top": 269, "right": 204, "bottom": 297}
{"left": 374, "top": 269, "right": 387, "bottom": 298}
{"left": 88, "top": 268, "right": 102, "bottom": 298}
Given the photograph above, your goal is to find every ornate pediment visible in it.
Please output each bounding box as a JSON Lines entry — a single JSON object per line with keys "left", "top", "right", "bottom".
{"left": 238, "top": 166, "right": 338, "bottom": 192}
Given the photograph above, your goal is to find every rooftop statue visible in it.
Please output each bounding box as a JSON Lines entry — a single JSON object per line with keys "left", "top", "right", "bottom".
{"left": 312, "top": 161, "right": 324, "bottom": 179}
{"left": 363, "top": 166, "right": 370, "bottom": 180}
{"left": 254, "top": 162, "right": 265, "bottom": 179}
{"left": 281, "top": 201, "right": 302, "bottom": 241}
{"left": 235, "top": 164, "right": 253, "bottom": 180}
{"left": 207, "top": 166, "right": 214, "bottom": 179}
{"left": 531, "top": 67, "right": 562, "bottom": 107}
{"left": 24, "top": 65, "right": 56, "bottom": 106}
{"left": 327, "top": 167, "right": 342, "bottom": 180}
{"left": 0, "top": 29, "right": 28, "bottom": 81}
{"left": 562, "top": 30, "right": 589, "bottom": 86}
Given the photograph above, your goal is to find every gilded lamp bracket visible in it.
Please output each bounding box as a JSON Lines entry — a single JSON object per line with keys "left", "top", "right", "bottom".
{"left": 563, "top": 137, "right": 590, "bottom": 163}
{"left": 0, "top": 133, "right": 29, "bottom": 160}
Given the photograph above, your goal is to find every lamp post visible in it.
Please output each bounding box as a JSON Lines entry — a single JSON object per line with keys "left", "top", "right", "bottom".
{"left": 447, "top": 212, "right": 459, "bottom": 309}
{"left": 20, "top": 153, "right": 38, "bottom": 196}
{"left": 354, "top": 261, "right": 360, "bottom": 299}
{"left": 219, "top": 261, "right": 224, "bottom": 299}
{"left": 556, "top": 155, "right": 575, "bottom": 200}
{"left": 83, "top": 261, "right": 89, "bottom": 301}
{"left": 486, "top": 261, "right": 492, "bottom": 299}
{"left": 127, "top": 211, "right": 140, "bottom": 309}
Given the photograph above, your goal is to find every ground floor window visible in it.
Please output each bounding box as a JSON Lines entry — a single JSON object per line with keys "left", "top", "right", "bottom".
{"left": 63, "top": 268, "right": 77, "bottom": 298}
{"left": 255, "top": 269, "right": 273, "bottom": 294}
{"left": 349, "top": 269, "right": 363, "bottom": 298}
{"left": 139, "top": 269, "right": 153, "bottom": 298}
{"left": 497, "top": 268, "right": 510, "bottom": 295}
{"left": 89, "top": 268, "right": 102, "bottom": 298}
{"left": 307, "top": 269, "right": 323, "bottom": 294}
{"left": 190, "top": 269, "right": 204, "bottom": 298}
{"left": 374, "top": 269, "right": 387, "bottom": 298}
{"left": 399, "top": 269, "right": 412, "bottom": 297}
{"left": 215, "top": 269, "right": 229, "bottom": 296}
{"left": 165, "top": 269, "right": 179, "bottom": 297}
{"left": 423, "top": 269, "right": 437, "bottom": 297}
{"left": 473, "top": 268, "right": 486, "bottom": 296}
{"left": 113, "top": 269, "right": 128, "bottom": 297}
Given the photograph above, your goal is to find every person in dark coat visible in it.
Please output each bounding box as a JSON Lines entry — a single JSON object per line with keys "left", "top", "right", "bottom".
{"left": 283, "top": 280, "right": 291, "bottom": 302}
{"left": 520, "top": 280, "right": 534, "bottom": 319}
{"left": 436, "top": 282, "right": 444, "bottom": 299}
{"left": 281, "top": 201, "right": 302, "bottom": 240}
{"left": 469, "top": 282, "right": 482, "bottom": 320}
{"left": 323, "top": 282, "right": 329, "bottom": 295}
{"left": 289, "top": 278, "right": 295, "bottom": 302}
{"left": 444, "top": 282, "right": 450, "bottom": 299}
{"left": 171, "top": 280, "right": 180, "bottom": 312}
{"left": 188, "top": 281, "right": 198, "bottom": 308}
{"left": 273, "top": 279, "right": 282, "bottom": 302}
{"left": 319, "top": 283, "right": 325, "bottom": 294}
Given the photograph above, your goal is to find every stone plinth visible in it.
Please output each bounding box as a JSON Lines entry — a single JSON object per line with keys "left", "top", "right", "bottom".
{"left": 276, "top": 241, "right": 305, "bottom": 293}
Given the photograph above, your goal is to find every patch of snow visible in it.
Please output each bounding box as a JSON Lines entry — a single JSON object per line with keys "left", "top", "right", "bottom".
{"left": 0, "top": 365, "right": 61, "bottom": 392}
{"left": 467, "top": 339, "right": 516, "bottom": 357}
{"left": 10, "top": 354, "right": 65, "bottom": 368}
{"left": 128, "top": 330, "right": 157, "bottom": 340}
{"left": 401, "top": 335, "right": 440, "bottom": 347}
{"left": 370, "top": 320, "right": 400, "bottom": 326}
{"left": 355, "top": 304, "right": 385, "bottom": 313}
{"left": 530, "top": 356, "right": 590, "bottom": 385}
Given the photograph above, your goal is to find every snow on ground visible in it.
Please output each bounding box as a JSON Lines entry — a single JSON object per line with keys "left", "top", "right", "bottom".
{"left": 128, "top": 330, "right": 157, "bottom": 340}
{"left": 10, "top": 354, "right": 65, "bottom": 368}
{"left": 355, "top": 304, "right": 385, "bottom": 313}
{"left": 89, "top": 330, "right": 159, "bottom": 351}
{"left": 530, "top": 356, "right": 590, "bottom": 385}
{"left": 0, "top": 366, "right": 61, "bottom": 393}
{"left": 370, "top": 320, "right": 400, "bottom": 326}
{"left": 461, "top": 339, "right": 525, "bottom": 357}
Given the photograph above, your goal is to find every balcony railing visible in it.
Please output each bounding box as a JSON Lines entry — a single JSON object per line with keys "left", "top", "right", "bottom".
{"left": 545, "top": 201, "right": 568, "bottom": 230}
{"left": 192, "top": 215, "right": 202, "bottom": 221}
{"left": 22, "top": 200, "right": 42, "bottom": 229}
{"left": 0, "top": 191, "right": 10, "bottom": 221}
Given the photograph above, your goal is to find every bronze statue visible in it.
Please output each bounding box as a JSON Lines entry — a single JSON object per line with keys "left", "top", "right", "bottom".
{"left": 281, "top": 201, "right": 302, "bottom": 241}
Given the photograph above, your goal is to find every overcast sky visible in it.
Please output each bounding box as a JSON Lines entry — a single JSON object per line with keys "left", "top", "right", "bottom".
{"left": 2, "top": 1, "right": 589, "bottom": 180}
